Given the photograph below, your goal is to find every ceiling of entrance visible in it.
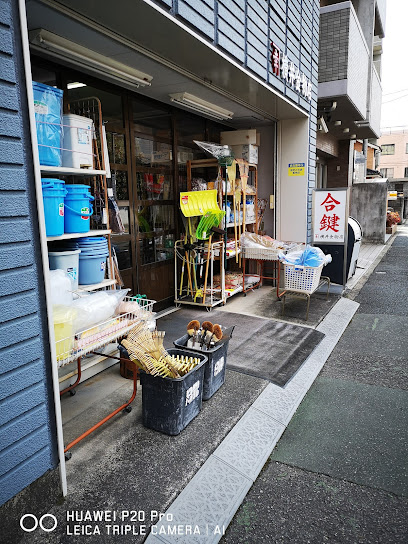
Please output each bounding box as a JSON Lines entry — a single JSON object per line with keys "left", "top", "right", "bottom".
{"left": 26, "top": 0, "right": 308, "bottom": 128}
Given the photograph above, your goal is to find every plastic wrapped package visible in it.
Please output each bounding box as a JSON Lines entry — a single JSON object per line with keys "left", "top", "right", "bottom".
{"left": 49, "top": 269, "right": 73, "bottom": 306}
{"left": 72, "top": 289, "right": 129, "bottom": 333}
{"left": 240, "top": 232, "right": 281, "bottom": 249}
{"left": 279, "top": 245, "right": 332, "bottom": 268}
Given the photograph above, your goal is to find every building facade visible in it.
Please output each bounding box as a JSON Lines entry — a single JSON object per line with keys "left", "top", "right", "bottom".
{"left": 378, "top": 130, "right": 408, "bottom": 180}
{"left": 0, "top": 0, "right": 321, "bottom": 518}
{"left": 315, "top": 0, "right": 387, "bottom": 242}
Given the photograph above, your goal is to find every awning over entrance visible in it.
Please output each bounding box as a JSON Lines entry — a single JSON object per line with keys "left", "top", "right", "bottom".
{"left": 26, "top": 0, "right": 307, "bottom": 127}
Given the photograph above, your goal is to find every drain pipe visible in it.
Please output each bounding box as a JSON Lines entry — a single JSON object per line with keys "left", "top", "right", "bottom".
{"left": 18, "top": 0, "right": 68, "bottom": 497}
{"left": 362, "top": 139, "right": 368, "bottom": 179}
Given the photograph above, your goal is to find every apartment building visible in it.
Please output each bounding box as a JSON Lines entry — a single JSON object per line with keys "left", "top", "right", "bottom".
{"left": 378, "top": 130, "right": 408, "bottom": 179}
{"left": 316, "top": 0, "right": 387, "bottom": 241}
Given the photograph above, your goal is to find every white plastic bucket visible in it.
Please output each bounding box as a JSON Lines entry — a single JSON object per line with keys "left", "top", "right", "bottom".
{"left": 62, "top": 114, "right": 94, "bottom": 169}
{"left": 48, "top": 250, "right": 81, "bottom": 290}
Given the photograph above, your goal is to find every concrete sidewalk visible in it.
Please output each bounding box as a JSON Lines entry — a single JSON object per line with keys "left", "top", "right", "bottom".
{"left": 221, "top": 225, "right": 408, "bottom": 543}
{"left": 4, "top": 230, "right": 402, "bottom": 544}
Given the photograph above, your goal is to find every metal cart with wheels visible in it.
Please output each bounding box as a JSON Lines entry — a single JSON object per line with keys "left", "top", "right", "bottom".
{"left": 56, "top": 297, "right": 155, "bottom": 457}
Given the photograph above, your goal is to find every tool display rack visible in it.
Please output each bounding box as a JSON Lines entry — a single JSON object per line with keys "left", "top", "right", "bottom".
{"left": 174, "top": 239, "right": 226, "bottom": 309}
{"left": 186, "top": 158, "right": 258, "bottom": 299}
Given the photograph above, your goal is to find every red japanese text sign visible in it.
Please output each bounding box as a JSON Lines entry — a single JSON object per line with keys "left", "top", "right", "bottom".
{"left": 313, "top": 189, "right": 348, "bottom": 244}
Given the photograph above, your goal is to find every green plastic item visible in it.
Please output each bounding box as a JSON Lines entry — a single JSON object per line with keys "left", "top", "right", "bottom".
{"left": 195, "top": 210, "right": 226, "bottom": 240}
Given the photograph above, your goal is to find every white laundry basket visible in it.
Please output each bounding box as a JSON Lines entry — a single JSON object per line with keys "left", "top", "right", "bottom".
{"left": 283, "top": 263, "right": 324, "bottom": 295}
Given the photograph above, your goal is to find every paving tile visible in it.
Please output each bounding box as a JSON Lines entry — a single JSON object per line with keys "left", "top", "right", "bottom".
{"left": 212, "top": 408, "right": 285, "bottom": 480}
{"left": 148, "top": 456, "right": 253, "bottom": 543}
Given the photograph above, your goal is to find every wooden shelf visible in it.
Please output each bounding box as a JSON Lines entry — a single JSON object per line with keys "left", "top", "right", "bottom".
{"left": 47, "top": 229, "right": 111, "bottom": 241}
{"left": 40, "top": 166, "right": 106, "bottom": 176}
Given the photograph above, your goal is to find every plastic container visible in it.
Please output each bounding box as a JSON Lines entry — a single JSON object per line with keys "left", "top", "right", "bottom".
{"left": 173, "top": 326, "right": 233, "bottom": 400}
{"left": 78, "top": 251, "right": 108, "bottom": 285}
{"left": 33, "top": 82, "right": 63, "bottom": 166}
{"left": 62, "top": 114, "right": 94, "bottom": 169}
{"left": 48, "top": 250, "right": 81, "bottom": 289}
{"left": 53, "top": 305, "right": 77, "bottom": 362}
{"left": 64, "top": 185, "right": 94, "bottom": 233}
{"left": 140, "top": 348, "right": 207, "bottom": 435}
{"left": 41, "top": 180, "right": 67, "bottom": 237}
{"left": 283, "top": 263, "right": 324, "bottom": 294}
{"left": 49, "top": 270, "right": 73, "bottom": 306}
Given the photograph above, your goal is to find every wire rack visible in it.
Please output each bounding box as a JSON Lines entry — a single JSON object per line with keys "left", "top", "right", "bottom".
{"left": 55, "top": 297, "right": 155, "bottom": 367}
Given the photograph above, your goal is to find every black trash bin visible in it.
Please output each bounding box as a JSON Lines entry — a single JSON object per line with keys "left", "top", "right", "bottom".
{"left": 315, "top": 217, "right": 362, "bottom": 284}
{"left": 140, "top": 348, "right": 207, "bottom": 435}
{"left": 173, "top": 326, "right": 234, "bottom": 400}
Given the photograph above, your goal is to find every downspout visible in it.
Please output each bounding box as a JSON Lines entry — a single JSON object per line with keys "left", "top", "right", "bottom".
{"left": 18, "top": 0, "right": 67, "bottom": 497}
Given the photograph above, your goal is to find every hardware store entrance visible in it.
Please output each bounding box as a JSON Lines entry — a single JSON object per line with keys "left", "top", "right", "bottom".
{"left": 49, "top": 66, "right": 232, "bottom": 308}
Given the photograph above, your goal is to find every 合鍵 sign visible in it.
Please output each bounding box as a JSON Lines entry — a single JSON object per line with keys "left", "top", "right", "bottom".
{"left": 313, "top": 189, "right": 348, "bottom": 244}
{"left": 288, "top": 163, "right": 305, "bottom": 176}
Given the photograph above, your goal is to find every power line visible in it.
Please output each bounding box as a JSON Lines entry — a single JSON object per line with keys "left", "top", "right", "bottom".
{"left": 382, "top": 92, "right": 408, "bottom": 104}
{"left": 383, "top": 88, "right": 408, "bottom": 96}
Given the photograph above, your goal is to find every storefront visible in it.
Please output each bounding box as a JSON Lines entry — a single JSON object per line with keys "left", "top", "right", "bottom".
{"left": 0, "top": 0, "right": 319, "bottom": 510}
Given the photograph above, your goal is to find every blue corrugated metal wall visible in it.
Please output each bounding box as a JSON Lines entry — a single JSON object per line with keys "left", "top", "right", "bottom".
{"left": 154, "top": 0, "right": 319, "bottom": 239}
{"left": 0, "top": 0, "right": 59, "bottom": 506}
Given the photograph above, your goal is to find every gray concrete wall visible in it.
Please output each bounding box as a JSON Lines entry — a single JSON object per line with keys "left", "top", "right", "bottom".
{"left": 350, "top": 182, "right": 387, "bottom": 242}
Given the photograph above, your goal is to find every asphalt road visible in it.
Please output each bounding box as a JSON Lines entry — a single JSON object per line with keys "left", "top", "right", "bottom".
{"left": 222, "top": 227, "right": 408, "bottom": 544}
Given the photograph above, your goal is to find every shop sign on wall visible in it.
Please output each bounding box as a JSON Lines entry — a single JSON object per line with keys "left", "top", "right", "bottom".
{"left": 288, "top": 163, "right": 305, "bottom": 176}
{"left": 270, "top": 42, "right": 312, "bottom": 102}
{"left": 313, "top": 189, "right": 348, "bottom": 244}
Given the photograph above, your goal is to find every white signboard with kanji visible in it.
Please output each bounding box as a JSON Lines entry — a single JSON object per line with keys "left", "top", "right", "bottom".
{"left": 313, "top": 189, "right": 348, "bottom": 244}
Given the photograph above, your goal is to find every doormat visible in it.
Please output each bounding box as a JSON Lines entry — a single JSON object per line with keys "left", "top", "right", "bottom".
{"left": 158, "top": 309, "right": 324, "bottom": 387}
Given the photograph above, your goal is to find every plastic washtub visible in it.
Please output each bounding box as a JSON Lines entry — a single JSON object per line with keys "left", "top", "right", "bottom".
{"left": 140, "top": 348, "right": 207, "bottom": 435}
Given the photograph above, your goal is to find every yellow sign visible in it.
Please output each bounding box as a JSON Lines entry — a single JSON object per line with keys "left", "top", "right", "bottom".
{"left": 288, "top": 163, "right": 305, "bottom": 176}
{"left": 388, "top": 191, "right": 397, "bottom": 200}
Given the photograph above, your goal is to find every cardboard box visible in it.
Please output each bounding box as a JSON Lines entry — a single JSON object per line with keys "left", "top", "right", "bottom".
{"left": 220, "top": 129, "right": 260, "bottom": 146}
{"left": 231, "top": 144, "right": 258, "bottom": 165}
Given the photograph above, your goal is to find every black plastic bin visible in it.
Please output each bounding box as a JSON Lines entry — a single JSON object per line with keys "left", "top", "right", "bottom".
{"left": 173, "top": 326, "right": 234, "bottom": 400}
{"left": 140, "top": 348, "right": 207, "bottom": 435}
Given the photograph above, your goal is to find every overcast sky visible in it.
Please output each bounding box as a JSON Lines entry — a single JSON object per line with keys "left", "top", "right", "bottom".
{"left": 380, "top": 0, "right": 408, "bottom": 130}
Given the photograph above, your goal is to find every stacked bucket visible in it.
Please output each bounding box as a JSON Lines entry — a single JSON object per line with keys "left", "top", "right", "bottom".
{"left": 63, "top": 237, "right": 109, "bottom": 286}
{"left": 42, "top": 179, "right": 94, "bottom": 237}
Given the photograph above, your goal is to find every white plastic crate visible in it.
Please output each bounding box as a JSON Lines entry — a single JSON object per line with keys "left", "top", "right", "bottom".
{"left": 242, "top": 246, "right": 281, "bottom": 260}
{"left": 283, "top": 263, "right": 324, "bottom": 294}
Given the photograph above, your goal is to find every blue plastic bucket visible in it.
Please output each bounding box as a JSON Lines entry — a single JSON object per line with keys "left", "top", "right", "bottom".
{"left": 42, "top": 182, "right": 67, "bottom": 237}
{"left": 64, "top": 185, "right": 94, "bottom": 233}
{"left": 48, "top": 250, "right": 81, "bottom": 289}
{"left": 41, "top": 178, "right": 65, "bottom": 190}
{"left": 33, "top": 82, "right": 63, "bottom": 167}
{"left": 78, "top": 252, "right": 108, "bottom": 285}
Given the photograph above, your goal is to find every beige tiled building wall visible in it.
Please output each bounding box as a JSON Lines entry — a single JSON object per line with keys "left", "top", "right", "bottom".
{"left": 378, "top": 131, "right": 408, "bottom": 179}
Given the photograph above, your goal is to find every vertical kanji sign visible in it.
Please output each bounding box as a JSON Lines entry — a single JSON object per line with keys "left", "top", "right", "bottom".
{"left": 313, "top": 189, "right": 348, "bottom": 244}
